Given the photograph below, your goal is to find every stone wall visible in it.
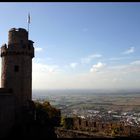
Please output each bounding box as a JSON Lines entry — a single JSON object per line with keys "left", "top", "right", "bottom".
{"left": 63, "top": 117, "right": 140, "bottom": 137}
{"left": 0, "top": 88, "right": 15, "bottom": 138}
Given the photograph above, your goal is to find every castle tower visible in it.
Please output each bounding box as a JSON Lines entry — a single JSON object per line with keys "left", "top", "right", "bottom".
{"left": 1, "top": 28, "right": 34, "bottom": 107}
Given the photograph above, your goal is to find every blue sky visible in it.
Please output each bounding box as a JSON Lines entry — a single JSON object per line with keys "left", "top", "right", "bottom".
{"left": 0, "top": 2, "right": 140, "bottom": 90}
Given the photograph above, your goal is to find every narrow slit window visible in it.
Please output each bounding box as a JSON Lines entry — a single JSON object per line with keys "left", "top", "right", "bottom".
{"left": 94, "top": 122, "right": 96, "bottom": 127}
{"left": 86, "top": 121, "right": 88, "bottom": 126}
{"left": 14, "top": 65, "right": 19, "bottom": 72}
{"left": 79, "top": 119, "right": 81, "bottom": 125}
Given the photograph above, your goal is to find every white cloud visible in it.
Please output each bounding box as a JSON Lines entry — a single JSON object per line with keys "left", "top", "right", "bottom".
{"left": 32, "top": 62, "right": 65, "bottom": 89}
{"left": 35, "top": 57, "right": 44, "bottom": 62}
{"left": 31, "top": 58, "right": 140, "bottom": 90}
{"left": 35, "top": 47, "right": 43, "bottom": 52}
{"left": 69, "top": 62, "right": 78, "bottom": 69}
{"left": 130, "top": 60, "right": 140, "bottom": 65}
{"left": 33, "top": 62, "right": 61, "bottom": 74}
{"left": 31, "top": 61, "right": 140, "bottom": 90}
{"left": 108, "top": 65, "right": 127, "bottom": 70}
{"left": 107, "top": 62, "right": 140, "bottom": 74}
{"left": 46, "top": 57, "right": 52, "bottom": 61}
{"left": 123, "top": 47, "right": 135, "bottom": 54}
{"left": 90, "top": 62, "right": 106, "bottom": 72}
{"left": 34, "top": 57, "right": 53, "bottom": 64}
{"left": 112, "top": 78, "right": 122, "bottom": 83}
{"left": 108, "top": 56, "right": 130, "bottom": 61}
{"left": 81, "top": 54, "right": 102, "bottom": 64}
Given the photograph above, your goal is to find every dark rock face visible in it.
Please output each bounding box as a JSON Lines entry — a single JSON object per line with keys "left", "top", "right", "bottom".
{"left": 0, "top": 89, "right": 15, "bottom": 139}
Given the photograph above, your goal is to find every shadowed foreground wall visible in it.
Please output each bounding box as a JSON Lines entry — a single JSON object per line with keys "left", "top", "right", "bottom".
{"left": 0, "top": 88, "right": 15, "bottom": 138}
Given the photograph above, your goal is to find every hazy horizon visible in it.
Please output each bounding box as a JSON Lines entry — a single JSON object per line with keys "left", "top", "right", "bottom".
{"left": 33, "top": 88, "right": 140, "bottom": 94}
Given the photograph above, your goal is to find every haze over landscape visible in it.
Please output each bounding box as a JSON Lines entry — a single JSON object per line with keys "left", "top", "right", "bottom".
{"left": 0, "top": 2, "right": 140, "bottom": 91}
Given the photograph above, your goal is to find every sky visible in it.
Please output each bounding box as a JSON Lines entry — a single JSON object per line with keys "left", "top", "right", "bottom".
{"left": 0, "top": 2, "right": 140, "bottom": 90}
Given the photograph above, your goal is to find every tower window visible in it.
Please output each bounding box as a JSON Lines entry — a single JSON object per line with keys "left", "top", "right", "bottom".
{"left": 94, "top": 122, "right": 96, "bottom": 127}
{"left": 14, "top": 65, "right": 19, "bottom": 72}
{"left": 79, "top": 119, "right": 81, "bottom": 125}
{"left": 86, "top": 121, "right": 88, "bottom": 127}
{"left": 28, "top": 45, "right": 31, "bottom": 50}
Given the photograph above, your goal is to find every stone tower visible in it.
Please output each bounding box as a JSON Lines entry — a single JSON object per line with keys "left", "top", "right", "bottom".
{"left": 1, "top": 28, "right": 34, "bottom": 107}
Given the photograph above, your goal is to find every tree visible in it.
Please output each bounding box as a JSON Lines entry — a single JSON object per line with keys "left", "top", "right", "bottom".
{"left": 35, "top": 101, "right": 61, "bottom": 126}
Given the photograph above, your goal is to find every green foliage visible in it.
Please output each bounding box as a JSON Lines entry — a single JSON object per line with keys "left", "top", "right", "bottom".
{"left": 60, "top": 116, "right": 65, "bottom": 127}
{"left": 111, "top": 126, "right": 120, "bottom": 136}
{"left": 63, "top": 117, "right": 74, "bottom": 129}
{"left": 34, "top": 101, "right": 61, "bottom": 127}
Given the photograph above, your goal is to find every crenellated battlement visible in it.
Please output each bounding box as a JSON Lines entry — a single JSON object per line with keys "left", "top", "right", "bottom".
{"left": 9, "top": 28, "right": 27, "bottom": 32}
{"left": 8, "top": 28, "right": 28, "bottom": 46}
{"left": 1, "top": 42, "right": 34, "bottom": 58}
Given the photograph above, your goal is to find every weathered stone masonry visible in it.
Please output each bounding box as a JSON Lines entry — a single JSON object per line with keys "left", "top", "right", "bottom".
{"left": 0, "top": 28, "right": 34, "bottom": 138}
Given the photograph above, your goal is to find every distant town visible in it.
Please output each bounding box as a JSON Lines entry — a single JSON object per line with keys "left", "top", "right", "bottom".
{"left": 33, "top": 89, "right": 140, "bottom": 138}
